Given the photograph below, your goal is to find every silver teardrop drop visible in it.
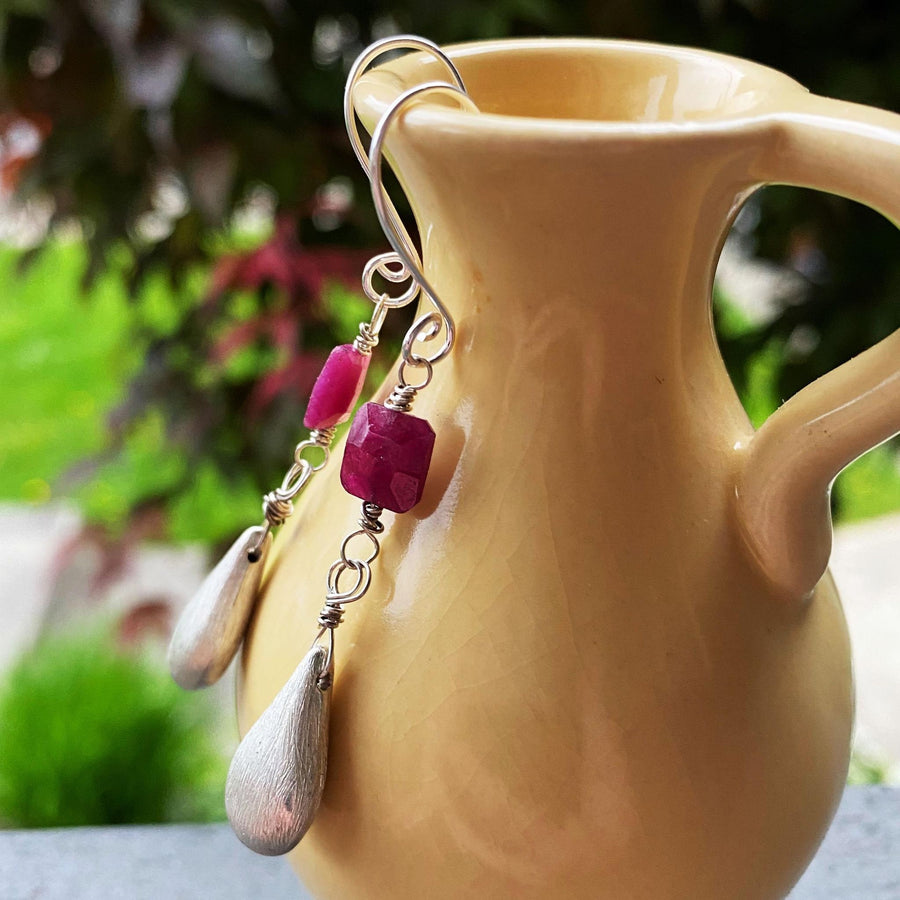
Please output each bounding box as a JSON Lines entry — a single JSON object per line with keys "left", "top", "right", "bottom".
{"left": 167, "top": 525, "right": 272, "bottom": 690}
{"left": 225, "top": 644, "right": 331, "bottom": 856}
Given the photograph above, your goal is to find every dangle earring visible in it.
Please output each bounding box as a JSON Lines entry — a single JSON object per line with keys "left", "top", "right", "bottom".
{"left": 223, "top": 39, "right": 478, "bottom": 856}
{"left": 166, "top": 294, "right": 375, "bottom": 689}
{"left": 165, "top": 37, "right": 466, "bottom": 694}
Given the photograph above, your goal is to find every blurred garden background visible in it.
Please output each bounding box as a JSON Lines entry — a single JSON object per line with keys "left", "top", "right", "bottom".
{"left": 1, "top": 0, "right": 899, "bottom": 828}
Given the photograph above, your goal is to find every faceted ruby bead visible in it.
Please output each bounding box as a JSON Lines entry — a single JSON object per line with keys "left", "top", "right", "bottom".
{"left": 303, "top": 344, "right": 370, "bottom": 430}
{"left": 340, "top": 403, "right": 435, "bottom": 513}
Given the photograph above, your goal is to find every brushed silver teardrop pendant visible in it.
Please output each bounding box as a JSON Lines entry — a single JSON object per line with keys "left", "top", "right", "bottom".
{"left": 167, "top": 525, "right": 272, "bottom": 690}
{"left": 225, "top": 644, "right": 332, "bottom": 856}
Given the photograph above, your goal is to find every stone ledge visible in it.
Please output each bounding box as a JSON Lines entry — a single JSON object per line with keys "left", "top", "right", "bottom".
{"left": 0, "top": 787, "right": 896, "bottom": 899}
{"left": 791, "top": 786, "right": 900, "bottom": 899}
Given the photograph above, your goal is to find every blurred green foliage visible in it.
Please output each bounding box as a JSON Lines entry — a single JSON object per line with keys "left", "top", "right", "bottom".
{"left": 0, "top": 627, "right": 226, "bottom": 826}
{"left": 0, "top": 240, "right": 262, "bottom": 542}
{"left": 715, "top": 287, "right": 900, "bottom": 523}
{"left": 847, "top": 753, "right": 889, "bottom": 786}
{"left": 835, "top": 448, "right": 900, "bottom": 523}
{"left": 0, "top": 243, "right": 135, "bottom": 506}
{"left": 0, "top": 240, "right": 384, "bottom": 542}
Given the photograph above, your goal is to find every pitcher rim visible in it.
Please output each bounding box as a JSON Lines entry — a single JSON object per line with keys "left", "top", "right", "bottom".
{"left": 353, "top": 36, "right": 811, "bottom": 139}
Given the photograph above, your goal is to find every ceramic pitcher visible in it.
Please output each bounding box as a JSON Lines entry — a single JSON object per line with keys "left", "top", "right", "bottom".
{"left": 239, "top": 38, "right": 900, "bottom": 899}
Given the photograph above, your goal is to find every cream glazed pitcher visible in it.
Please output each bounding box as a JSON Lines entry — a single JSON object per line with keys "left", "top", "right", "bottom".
{"left": 237, "top": 38, "right": 900, "bottom": 899}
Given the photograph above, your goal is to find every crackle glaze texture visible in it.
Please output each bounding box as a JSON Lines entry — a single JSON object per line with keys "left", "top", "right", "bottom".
{"left": 238, "top": 39, "right": 900, "bottom": 899}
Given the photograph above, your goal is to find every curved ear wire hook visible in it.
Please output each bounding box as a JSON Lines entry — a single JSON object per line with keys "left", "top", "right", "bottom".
{"left": 343, "top": 36, "right": 470, "bottom": 330}
{"left": 368, "top": 81, "right": 478, "bottom": 364}
{"left": 343, "top": 35, "right": 466, "bottom": 175}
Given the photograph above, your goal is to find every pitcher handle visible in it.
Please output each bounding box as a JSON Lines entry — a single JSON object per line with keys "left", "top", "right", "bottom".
{"left": 735, "top": 93, "right": 900, "bottom": 599}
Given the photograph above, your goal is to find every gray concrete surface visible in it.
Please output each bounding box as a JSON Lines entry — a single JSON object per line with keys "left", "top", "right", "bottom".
{"left": 831, "top": 513, "right": 900, "bottom": 779}
{"left": 0, "top": 502, "right": 207, "bottom": 669}
{"left": 0, "top": 821, "right": 301, "bottom": 899}
{"left": 0, "top": 788, "right": 896, "bottom": 899}
{"left": 0, "top": 503, "right": 81, "bottom": 671}
{"left": 791, "top": 787, "right": 900, "bottom": 899}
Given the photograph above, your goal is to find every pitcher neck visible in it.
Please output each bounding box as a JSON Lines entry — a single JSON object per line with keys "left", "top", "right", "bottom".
{"left": 406, "top": 142, "right": 750, "bottom": 352}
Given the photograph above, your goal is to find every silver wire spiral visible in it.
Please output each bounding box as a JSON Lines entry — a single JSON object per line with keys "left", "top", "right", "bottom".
{"left": 343, "top": 36, "right": 467, "bottom": 341}
{"left": 360, "top": 252, "right": 419, "bottom": 310}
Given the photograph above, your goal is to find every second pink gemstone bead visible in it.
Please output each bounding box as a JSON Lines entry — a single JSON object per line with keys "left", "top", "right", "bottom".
{"left": 303, "top": 344, "right": 370, "bottom": 430}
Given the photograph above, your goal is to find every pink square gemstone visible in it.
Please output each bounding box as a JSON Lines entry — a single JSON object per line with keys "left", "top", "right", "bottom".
{"left": 340, "top": 403, "right": 435, "bottom": 513}
{"left": 303, "top": 344, "right": 370, "bottom": 430}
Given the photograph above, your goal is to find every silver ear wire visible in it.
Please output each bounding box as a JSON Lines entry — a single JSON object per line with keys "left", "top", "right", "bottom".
{"left": 343, "top": 36, "right": 474, "bottom": 358}
{"left": 342, "top": 35, "right": 477, "bottom": 364}
{"left": 367, "top": 81, "right": 477, "bottom": 364}
{"left": 343, "top": 35, "right": 466, "bottom": 174}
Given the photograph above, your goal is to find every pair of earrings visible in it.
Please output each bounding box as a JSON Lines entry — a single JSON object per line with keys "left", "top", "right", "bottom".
{"left": 167, "top": 36, "right": 477, "bottom": 856}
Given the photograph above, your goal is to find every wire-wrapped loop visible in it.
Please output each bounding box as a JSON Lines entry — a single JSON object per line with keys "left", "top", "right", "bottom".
{"left": 294, "top": 430, "right": 334, "bottom": 472}
{"left": 384, "top": 383, "right": 418, "bottom": 413}
{"left": 317, "top": 604, "right": 344, "bottom": 631}
{"left": 359, "top": 502, "right": 385, "bottom": 533}
{"left": 325, "top": 558, "right": 372, "bottom": 605}
{"left": 262, "top": 491, "right": 294, "bottom": 527}
{"left": 261, "top": 458, "right": 313, "bottom": 526}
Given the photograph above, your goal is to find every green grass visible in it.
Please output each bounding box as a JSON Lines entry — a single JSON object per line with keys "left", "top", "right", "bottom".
{"left": 0, "top": 626, "right": 226, "bottom": 826}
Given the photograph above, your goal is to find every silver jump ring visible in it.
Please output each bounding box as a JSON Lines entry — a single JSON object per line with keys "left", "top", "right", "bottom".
{"left": 368, "top": 82, "right": 478, "bottom": 365}
{"left": 397, "top": 358, "right": 433, "bottom": 391}
{"left": 343, "top": 35, "right": 466, "bottom": 176}
{"left": 293, "top": 440, "right": 330, "bottom": 472}
{"left": 339, "top": 529, "right": 381, "bottom": 566}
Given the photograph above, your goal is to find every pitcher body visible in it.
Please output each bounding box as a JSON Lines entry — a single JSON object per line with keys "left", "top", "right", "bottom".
{"left": 234, "top": 37, "right": 900, "bottom": 898}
